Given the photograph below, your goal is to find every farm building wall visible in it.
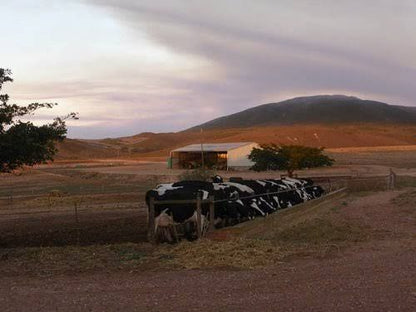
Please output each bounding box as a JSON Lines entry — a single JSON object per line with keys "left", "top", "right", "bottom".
{"left": 227, "top": 143, "right": 259, "bottom": 169}
{"left": 169, "top": 151, "right": 228, "bottom": 170}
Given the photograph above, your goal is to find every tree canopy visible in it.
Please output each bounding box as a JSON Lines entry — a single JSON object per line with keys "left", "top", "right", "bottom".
{"left": 0, "top": 68, "right": 77, "bottom": 172}
{"left": 248, "top": 144, "right": 334, "bottom": 176}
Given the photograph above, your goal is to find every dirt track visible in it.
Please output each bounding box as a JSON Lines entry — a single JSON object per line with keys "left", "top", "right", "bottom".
{"left": 2, "top": 241, "right": 415, "bottom": 312}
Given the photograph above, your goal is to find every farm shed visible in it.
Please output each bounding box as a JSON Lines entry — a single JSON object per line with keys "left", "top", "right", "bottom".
{"left": 169, "top": 142, "right": 259, "bottom": 170}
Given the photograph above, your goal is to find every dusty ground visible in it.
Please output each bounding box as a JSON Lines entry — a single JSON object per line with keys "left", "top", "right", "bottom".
{"left": 1, "top": 150, "right": 416, "bottom": 311}
{"left": 0, "top": 189, "right": 415, "bottom": 311}
{"left": 1, "top": 154, "right": 414, "bottom": 247}
{"left": 0, "top": 168, "right": 151, "bottom": 247}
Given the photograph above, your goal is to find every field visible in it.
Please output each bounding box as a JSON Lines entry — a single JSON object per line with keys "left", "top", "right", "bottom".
{"left": 56, "top": 123, "right": 416, "bottom": 160}
{"left": 1, "top": 145, "right": 416, "bottom": 248}
{"left": 1, "top": 146, "right": 416, "bottom": 311}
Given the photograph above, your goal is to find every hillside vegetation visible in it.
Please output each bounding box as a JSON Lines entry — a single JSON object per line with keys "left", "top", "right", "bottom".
{"left": 192, "top": 95, "right": 416, "bottom": 130}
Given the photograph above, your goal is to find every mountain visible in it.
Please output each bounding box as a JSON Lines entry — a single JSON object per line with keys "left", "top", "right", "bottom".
{"left": 57, "top": 95, "right": 416, "bottom": 159}
{"left": 190, "top": 95, "right": 416, "bottom": 130}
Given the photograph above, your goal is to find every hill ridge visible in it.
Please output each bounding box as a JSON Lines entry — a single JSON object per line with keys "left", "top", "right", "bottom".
{"left": 188, "top": 94, "right": 416, "bottom": 131}
{"left": 57, "top": 95, "right": 416, "bottom": 159}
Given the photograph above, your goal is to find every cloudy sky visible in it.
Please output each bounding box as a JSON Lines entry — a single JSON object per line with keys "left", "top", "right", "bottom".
{"left": 3, "top": 0, "right": 416, "bottom": 138}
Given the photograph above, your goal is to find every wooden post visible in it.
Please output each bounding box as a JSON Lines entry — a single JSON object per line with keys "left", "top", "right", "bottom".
{"left": 74, "top": 202, "right": 79, "bottom": 224}
{"left": 147, "top": 197, "right": 156, "bottom": 243}
{"left": 389, "top": 168, "right": 396, "bottom": 190}
{"left": 196, "top": 195, "right": 202, "bottom": 239}
{"left": 209, "top": 195, "right": 215, "bottom": 232}
{"left": 74, "top": 201, "right": 80, "bottom": 245}
{"left": 387, "top": 174, "right": 390, "bottom": 190}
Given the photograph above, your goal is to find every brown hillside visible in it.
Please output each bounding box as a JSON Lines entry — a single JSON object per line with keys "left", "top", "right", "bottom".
{"left": 57, "top": 123, "right": 416, "bottom": 159}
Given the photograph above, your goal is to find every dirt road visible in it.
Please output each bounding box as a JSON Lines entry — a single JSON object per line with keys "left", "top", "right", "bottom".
{"left": 1, "top": 240, "right": 415, "bottom": 311}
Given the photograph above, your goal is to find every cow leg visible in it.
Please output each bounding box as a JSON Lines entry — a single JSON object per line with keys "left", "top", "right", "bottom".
{"left": 172, "top": 223, "right": 179, "bottom": 243}
{"left": 183, "top": 222, "right": 197, "bottom": 241}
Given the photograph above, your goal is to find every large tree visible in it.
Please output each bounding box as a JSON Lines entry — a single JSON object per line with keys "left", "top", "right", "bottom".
{"left": 248, "top": 144, "right": 334, "bottom": 176}
{"left": 0, "top": 68, "right": 77, "bottom": 172}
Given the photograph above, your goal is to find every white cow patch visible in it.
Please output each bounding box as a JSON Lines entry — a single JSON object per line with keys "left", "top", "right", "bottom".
{"left": 260, "top": 197, "right": 276, "bottom": 210}
{"left": 250, "top": 201, "right": 266, "bottom": 216}
{"left": 154, "top": 209, "right": 177, "bottom": 243}
{"left": 200, "top": 190, "right": 209, "bottom": 200}
{"left": 285, "top": 177, "right": 305, "bottom": 186}
{"left": 155, "top": 184, "right": 184, "bottom": 196}
{"left": 273, "top": 196, "right": 281, "bottom": 209}
{"left": 213, "top": 183, "right": 229, "bottom": 191}
{"left": 155, "top": 209, "right": 173, "bottom": 231}
{"left": 296, "top": 189, "right": 309, "bottom": 201}
{"left": 224, "top": 182, "right": 255, "bottom": 194}
{"left": 185, "top": 211, "right": 207, "bottom": 235}
{"left": 256, "top": 180, "right": 266, "bottom": 186}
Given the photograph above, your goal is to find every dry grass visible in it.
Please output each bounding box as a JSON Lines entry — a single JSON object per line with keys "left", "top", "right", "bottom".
{"left": 230, "top": 191, "right": 349, "bottom": 239}
{"left": 0, "top": 239, "right": 282, "bottom": 274}
{"left": 391, "top": 189, "right": 416, "bottom": 214}
{"left": 153, "top": 238, "right": 283, "bottom": 269}
{"left": 346, "top": 177, "right": 389, "bottom": 192}
{"left": 275, "top": 218, "right": 365, "bottom": 246}
{"left": 396, "top": 176, "right": 416, "bottom": 189}
{"left": 0, "top": 243, "right": 154, "bottom": 276}
{"left": 0, "top": 190, "right": 364, "bottom": 274}
{"left": 57, "top": 124, "right": 416, "bottom": 159}
{"left": 328, "top": 145, "right": 416, "bottom": 153}
{"left": 149, "top": 190, "right": 368, "bottom": 269}
{"left": 2, "top": 161, "right": 413, "bottom": 273}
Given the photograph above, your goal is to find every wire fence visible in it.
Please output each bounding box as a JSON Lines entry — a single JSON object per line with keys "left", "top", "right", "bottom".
{"left": 147, "top": 171, "right": 397, "bottom": 243}
{"left": 148, "top": 184, "right": 329, "bottom": 243}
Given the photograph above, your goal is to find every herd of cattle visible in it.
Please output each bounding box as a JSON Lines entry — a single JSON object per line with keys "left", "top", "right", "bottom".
{"left": 145, "top": 176, "right": 324, "bottom": 243}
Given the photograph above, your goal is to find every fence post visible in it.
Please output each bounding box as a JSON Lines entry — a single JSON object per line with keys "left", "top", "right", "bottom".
{"left": 196, "top": 194, "right": 202, "bottom": 239}
{"left": 209, "top": 195, "right": 215, "bottom": 232}
{"left": 388, "top": 168, "right": 396, "bottom": 190}
{"left": 386, "top": 174, "right": 390, "bottom": 190}
{"left": 74, "top": 200, "right": 80, "bottom": 245}
{"left": 147, "top": 197, "right": 156, "bottom": 243}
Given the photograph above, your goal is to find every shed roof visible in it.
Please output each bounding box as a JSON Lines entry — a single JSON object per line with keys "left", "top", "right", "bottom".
{"left": 172, "top": 142, "right": 256, "bottom": 152}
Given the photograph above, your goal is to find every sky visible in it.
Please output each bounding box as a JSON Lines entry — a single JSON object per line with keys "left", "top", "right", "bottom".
{"left": 2, "top": 0, "right": 416, "bottom": 138}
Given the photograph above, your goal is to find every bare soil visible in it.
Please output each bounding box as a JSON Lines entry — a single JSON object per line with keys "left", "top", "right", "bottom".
{"left": 0, "top": 190, "right": 415, "bottom": 311}
{"left": 0, "top": 208, "right": 147, "bottom": 247}
{"left": 1, "top": 158, "right": 416, "bottom": 248}
{"left": 1, "top": 154, "right": 416, "bottom": 311}
{"left": 0, "top": 169, "right": 151, "bottom": 247}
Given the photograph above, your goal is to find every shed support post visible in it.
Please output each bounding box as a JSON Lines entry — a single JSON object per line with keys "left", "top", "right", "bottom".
{"left": 147, "top": 197, "right": 156, "bottom": 244}
{"left": 209, "top": 195, "right": 215, "bottom": 232}
{"left": 196, "top": 195, "right": 202, "bottom": 239}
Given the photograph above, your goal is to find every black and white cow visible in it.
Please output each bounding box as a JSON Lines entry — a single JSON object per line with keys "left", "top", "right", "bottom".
{"left": 145, "top": 177, "right": 324, "bottom": 242}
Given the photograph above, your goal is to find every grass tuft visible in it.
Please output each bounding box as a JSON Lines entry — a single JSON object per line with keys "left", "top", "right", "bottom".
{"left": 275, "top": 218, "right": 366, "bottom": 245}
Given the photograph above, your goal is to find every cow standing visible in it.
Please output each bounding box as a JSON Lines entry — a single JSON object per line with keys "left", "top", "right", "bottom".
{"left": 146, "top": 177, "right": 324, "bottom": 243}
